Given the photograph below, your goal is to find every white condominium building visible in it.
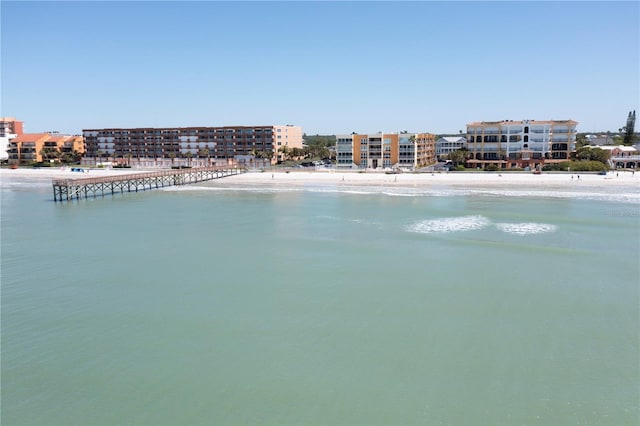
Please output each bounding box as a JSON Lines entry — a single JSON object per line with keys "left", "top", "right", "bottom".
{"left": 436, "top": 136, "right": 466, "bottom": 160}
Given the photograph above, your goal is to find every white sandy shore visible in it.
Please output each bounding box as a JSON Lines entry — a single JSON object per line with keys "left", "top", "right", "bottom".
{"left": 2, "top": 167, "right": 639, "bottom": 190}
{"left": 221, "top": 169, "right": 640, "bottom": 189}
{"left": 0, "top": 166, "right": 148, "bottom": 181}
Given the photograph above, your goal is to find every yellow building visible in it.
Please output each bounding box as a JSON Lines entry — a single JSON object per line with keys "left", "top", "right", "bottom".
{"left": 336, "top": 132, "right": 436, "bottom": 169}
{"left": 466, "top": 119, "right": 578, "bottom": 169}
{"left": 8, "top": 133, "right": 84, "bottom": 165}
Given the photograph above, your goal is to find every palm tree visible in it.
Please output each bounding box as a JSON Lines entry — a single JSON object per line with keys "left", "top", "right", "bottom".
{"left": 96, "top": 150, "right": 104, "bottom": 166}
{"left": 198, "top": 148, "right": 210, "bottom": 166}
{"left": 184, "top": 151, "right": 193, "bottom": 167}
{"left": 448, "top": 148, "right": 468, "bottom": 167}
{"left": 278, "top": 145, "right": 290, "bottom": 162}
{"left": 263, "top": 149, "right": 274, "bottom": 165}
{"left": 70, "top": 149, "right": 82, "bottom": 164}
{"left": 291, "top": 147, "right": 304, "bottom": 160}
{"left": 168, "top": 151, "right": 176, "bottom": 167}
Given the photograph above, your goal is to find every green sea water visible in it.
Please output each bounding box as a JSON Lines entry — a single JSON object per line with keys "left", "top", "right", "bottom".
{"left": 1, "top": 176, "right": 639, "bottom": 425}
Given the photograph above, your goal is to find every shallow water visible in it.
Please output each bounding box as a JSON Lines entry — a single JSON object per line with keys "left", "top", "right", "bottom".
{"left": 2, "top": 178, "right": 638, "bottom": 425}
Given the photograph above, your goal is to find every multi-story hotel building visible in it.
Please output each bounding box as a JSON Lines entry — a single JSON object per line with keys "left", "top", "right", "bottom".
{"left": 7, "top": 133, "right": 84, "bottom": 165}
{"left": 1, "top": 117, "right": 24, "bottom": 161}
{"left": 82, "top": 125, "right": 303, "bottom": 165}
{"left": 466, "top": 119, "right": 578, "bottom": 169}
{"left": 336, "top": 132, "right": 436, "bottom": 169}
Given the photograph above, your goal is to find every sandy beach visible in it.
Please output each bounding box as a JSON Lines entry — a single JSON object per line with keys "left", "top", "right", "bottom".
{"left": 224, "top": 168, "right": 640, "bottom": 189}
{"left": 1, "top": 166, "right": 639, "bottom": 191}
{"left": 0, "top": 166, "right": 149, "bottom": 182}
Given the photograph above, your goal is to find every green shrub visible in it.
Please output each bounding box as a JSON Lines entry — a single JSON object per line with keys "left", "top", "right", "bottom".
{"left": 543, "top": 161, "right": 608, "bottom": 172}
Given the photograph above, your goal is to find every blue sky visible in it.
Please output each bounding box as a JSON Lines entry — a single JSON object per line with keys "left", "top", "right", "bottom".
{"left": 1, "top": 1, "right": 639, "bottom": 135}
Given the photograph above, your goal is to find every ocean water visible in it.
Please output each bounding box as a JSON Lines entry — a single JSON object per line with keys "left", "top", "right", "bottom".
{"left": 2, "top": 175, "right": 639, "bottom": 425}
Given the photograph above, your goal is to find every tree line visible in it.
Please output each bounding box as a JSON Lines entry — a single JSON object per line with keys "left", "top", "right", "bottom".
{"left": 37, "top": 147, "right": 82, "bottom": 165}
{"left": 274, "top": 134, "right": 337, "bottom": 162}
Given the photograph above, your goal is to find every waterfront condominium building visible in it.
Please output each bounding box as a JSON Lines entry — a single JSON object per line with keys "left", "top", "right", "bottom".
{"left": 1, "top": 117, "right": 24, "bottom": 161}
{"left": 436, "top": 136, "right": 467, "bottom": 160}
{"left": 7, "top": 133, "right": 84, "bottom": 165}
{"left": 82, "top": 125, "right": 303, "bottom": 165}
{"left": 466, "top": 119, "right": 578, "bottom": 169}
{"left": 336, "top": 132, "right": 436, "bottom": 169}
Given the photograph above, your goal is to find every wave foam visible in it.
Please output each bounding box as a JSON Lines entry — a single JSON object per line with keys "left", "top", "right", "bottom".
{"left": 148, "top": 182, "right": 639, "bottom": 204}
{"left": 495, "top": 222, "right": 557, "bottom": 235}
{"left": 408, "top": 215, "right": 491, "bottom": 234}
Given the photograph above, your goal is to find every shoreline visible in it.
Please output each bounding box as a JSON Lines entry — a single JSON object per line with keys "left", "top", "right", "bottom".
{"left": 2, "top": 168, "right": 639, "bottom": 205}
{"left": 225, "top": 169, "right": 640, "bottom": 187}
{"left": 1, "top": 166, "right": 639, "bottom": 189}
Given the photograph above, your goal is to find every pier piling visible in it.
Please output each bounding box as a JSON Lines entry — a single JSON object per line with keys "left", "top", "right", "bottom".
{"left": 52, "top": 166, "right": 244, "bottom": 202}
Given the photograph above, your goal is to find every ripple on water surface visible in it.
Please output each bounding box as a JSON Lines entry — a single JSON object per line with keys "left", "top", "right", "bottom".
{"left": 495, "top": 222, "right": 558, "bottom": 235}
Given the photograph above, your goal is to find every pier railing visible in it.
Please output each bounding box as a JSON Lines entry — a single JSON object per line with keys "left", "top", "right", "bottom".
{"left": 52, "top": 166, "right": 245, "bottom": 202}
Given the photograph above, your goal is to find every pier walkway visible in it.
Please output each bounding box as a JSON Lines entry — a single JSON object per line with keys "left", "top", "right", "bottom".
{"left": 52, "top": 166, "right": 244, "bottom": 202}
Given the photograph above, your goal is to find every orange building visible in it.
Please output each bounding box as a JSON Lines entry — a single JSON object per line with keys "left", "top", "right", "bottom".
{"left": 7, "top": 133, "right": 84, "bottom": 165}
{"left": 336, "top": 132, "right": 436, "bottom": 169}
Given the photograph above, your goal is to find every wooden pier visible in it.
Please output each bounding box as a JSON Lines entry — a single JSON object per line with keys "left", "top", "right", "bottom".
{"left": 52, "top": 166, "right": 245, "bottom": 202}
